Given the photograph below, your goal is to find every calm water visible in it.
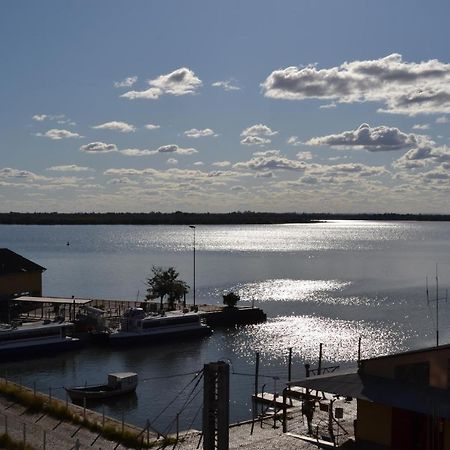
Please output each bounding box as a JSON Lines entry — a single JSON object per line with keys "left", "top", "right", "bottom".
{"left": 1, "top": 221, "right": 450, "bottom": 432}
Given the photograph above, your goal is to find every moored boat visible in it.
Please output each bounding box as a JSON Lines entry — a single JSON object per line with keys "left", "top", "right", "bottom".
{"left": 0, "top": 320, "right": 81, "bottom": 359}
{"left": 102, "top": 307, "right": 212, "bottom": 345}
{"left": 65, "top": 372, "right": 138, "bottom": 402}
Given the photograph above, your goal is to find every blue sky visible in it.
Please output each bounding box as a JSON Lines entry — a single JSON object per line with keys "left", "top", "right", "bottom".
{"left": 1, "top": 0, "right": 450, "bottom": 213}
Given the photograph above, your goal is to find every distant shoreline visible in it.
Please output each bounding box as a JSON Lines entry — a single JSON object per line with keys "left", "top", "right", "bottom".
{"left": 0, "top": 212, "right": 450, "bottom": 225}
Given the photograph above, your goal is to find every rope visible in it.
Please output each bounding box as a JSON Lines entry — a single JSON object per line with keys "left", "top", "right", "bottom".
{"left": 149, "top": 369, "right": 204, "bottom": 428}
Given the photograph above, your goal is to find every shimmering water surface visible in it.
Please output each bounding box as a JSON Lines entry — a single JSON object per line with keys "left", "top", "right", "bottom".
{"left": 1, "top": 221, "right": 450, "bottom": 431}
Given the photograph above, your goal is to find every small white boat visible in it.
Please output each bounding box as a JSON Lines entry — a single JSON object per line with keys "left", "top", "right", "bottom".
{"left": 65, "top": 372, "right": 138, "bottom": 402}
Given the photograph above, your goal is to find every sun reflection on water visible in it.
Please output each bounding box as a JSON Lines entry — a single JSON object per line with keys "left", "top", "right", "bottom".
{"left": 230, "top": 315, "right": 409, "bottom": 363}
{"left": 232, "top": 279, "right": 350, "bottom": 302}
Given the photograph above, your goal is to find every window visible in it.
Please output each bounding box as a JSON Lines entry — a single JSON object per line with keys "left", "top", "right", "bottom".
{"left": 394, "top": 362, "right": 429, "bottom": 386}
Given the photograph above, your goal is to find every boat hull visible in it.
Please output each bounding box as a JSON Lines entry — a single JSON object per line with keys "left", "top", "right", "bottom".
{"left": 0, "top": 338, "right": 82, "bottom": 360}
{"left": 65, "top": 384, "right": 137, "bottom": 402}
{"left": 107, "top": 325, "right": 212, "bottom": 346}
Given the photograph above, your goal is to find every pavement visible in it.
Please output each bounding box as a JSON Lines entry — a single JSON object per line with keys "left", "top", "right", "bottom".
{"left": 0, "top": 383, "right": 358, "bottom": 450}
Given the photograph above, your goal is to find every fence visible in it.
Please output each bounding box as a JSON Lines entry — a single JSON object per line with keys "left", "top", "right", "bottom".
{"left": 0, "top": 376, "right": 163, "bottom": 450}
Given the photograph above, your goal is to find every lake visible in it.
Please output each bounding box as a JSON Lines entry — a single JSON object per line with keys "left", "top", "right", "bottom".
{"left": 1, "top": 221, "right": 450, "bottom": 432}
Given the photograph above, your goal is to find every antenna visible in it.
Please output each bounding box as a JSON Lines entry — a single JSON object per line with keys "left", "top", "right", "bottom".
{"left": 426, "top": 264, "right": 448, "bottom": 347}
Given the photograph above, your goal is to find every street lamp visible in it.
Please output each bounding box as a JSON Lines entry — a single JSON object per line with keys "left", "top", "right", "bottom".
{"left": 189, "top": 225, "right": 196, "bottom": 307}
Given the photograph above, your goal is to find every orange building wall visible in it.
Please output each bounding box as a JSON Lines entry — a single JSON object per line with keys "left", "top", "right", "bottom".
{"left": 0, "top": 272, "right": 42, "bottom": 297}
{"left": 355, "top": 399, "right": 392, "bottom": 448}
{"left": 362, "top": 347, "right": 450, "bottom": 389}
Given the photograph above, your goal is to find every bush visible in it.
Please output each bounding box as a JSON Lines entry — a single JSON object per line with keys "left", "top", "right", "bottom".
{"left": 223, "top": 291, "right": 240, "bottom": 308}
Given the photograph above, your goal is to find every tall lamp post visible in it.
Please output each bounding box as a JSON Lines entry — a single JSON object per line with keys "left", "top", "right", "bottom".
{"left": 189, "top": 225, "right": 196, "bottom": 307}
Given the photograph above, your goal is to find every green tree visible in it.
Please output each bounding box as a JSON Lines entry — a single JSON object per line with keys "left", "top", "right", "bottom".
{"left": 223, "top": 291, "right": 240, "bottom": 308}
{"left": 146, "top": 266, "right": 189, "bottom": 310}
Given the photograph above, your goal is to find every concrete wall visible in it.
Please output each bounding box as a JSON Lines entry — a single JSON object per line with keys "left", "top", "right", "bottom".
{"left": 0, "top": 272, "right": 42, "bottom": 298}
{"left": 362, "top": 347, "right": 450, "bottom": 388}
{"left": 355, "top": 399, "right": 392, "bottom": 448}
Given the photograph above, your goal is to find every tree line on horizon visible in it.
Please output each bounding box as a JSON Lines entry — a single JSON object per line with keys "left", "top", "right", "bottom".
{"left": 0, "top": 211, "right": 449, "bottom": 225}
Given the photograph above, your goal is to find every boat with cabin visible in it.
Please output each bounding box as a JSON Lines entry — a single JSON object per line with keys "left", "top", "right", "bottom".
{"left": 100, "top": 307, "right": 212, "bottom": 345}
{"left": 0, "top": 320, "right": 81, "bottom": 359}
{"left": 65, "top": 372, "right": 138, "bottom": 402}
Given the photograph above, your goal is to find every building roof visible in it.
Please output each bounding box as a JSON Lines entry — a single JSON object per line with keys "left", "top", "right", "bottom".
{"left": 14, "top": 296, "right": 92, "bottom": 305}
{"left": 0, "top": 249, "right": 46, "bottom": 275}
{"left": 288, "top": 371, "right": 450, "bottom": 419}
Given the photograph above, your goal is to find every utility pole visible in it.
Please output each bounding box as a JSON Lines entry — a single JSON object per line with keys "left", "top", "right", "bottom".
{"left": 189, "top": 225, "right": 196, "bottom": 307}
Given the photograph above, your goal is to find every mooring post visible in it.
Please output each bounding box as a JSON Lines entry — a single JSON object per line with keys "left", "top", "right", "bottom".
{"left": 33, "top": 381, "right": 36, "bottom": 398}
{"left": 23, "top": 422, "right": 26, "bottom": 445}
{"left": 203, "top": 361, "right": 229, "bottom": 450}
{"left": 358, "top": 336, "right": 362, "bottom": 367}
{"left": 83, "top": 397, "right": 86, "bottom": 420}
{"left": 43, "top": 430, "right": 46, "bottom": 450}
{"left": 318, "top": 343, "right": 323, "bottom": 375}
{"left": 66, "top": 391, "right": 69, "bottom": 410}
{"left": 5, "top": 415, "right": 7, "bottom": 435}
{"left": 146, "top": 419, "right": 150, "bottom": 445}
{"left": 121, "top": 412, "right": 125, "bottom": 435}
{"left": 252, "top": 351, "right": 260, "bottom": 429}
{"left": 49, "top": 387, "right": 52, "bottom": 403}
{"left": 288, "top": 347, "right": 292, "bottom": 382}
{"left": 176, "top": 412, "right": 179, "bottom": 441}
{"left": 254, "top": 352, "right": 260, "bottom": 404}
{"left": 282, "top": 388, "right": 288, "bottom": 433}
{"left": 102, "top": 405, "right": 105, "bottom": 428}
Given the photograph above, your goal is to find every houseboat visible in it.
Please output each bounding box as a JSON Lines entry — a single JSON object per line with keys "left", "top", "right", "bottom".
{"left": 104, "top": 307, "right": 212, "bottom": 345}
{"left": 0, "top": 320, "right": 81, "bottom": 359}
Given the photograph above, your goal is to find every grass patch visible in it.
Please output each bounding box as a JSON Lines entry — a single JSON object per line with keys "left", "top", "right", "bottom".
{"left": 0, "top": 380, "right": 177, "bottom": 449}
{"left": 0, "top": 433, "right": 37, "bottom": 450}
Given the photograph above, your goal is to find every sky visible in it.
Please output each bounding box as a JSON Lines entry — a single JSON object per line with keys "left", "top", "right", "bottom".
{"left": 1, "top": 0, "right": 450, "bottom": 214}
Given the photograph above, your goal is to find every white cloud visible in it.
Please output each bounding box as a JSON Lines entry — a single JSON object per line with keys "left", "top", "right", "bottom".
{"left": 212, "top": 161, "right": 231, "bottom": 167}
{"left": 240, "top": 124, "right": 277, "bottom": 146}
{"left": 241, "top": 124, "right": 278, "bottom": 137}
{"left": 184, "top": 128, "right": 216, "bottom": 138}
{"left": 319, "top": 102, "right": 337, "bottom": 109}
{"left": 32, "top": 114, "right": 47, "bottom": 121}
{"left": 193, "top": 161, "right": 204, "bottom": 166}
{"left": 156, "top": 144, "right": 198, "bottom": 155}
{"left": 241, "top": 136, "right": 271, "bottom": 146}
{"left": 120, "top": 87, "right": 161, "bottom": 100}
{"left": 0, "top": 167, "right": 41, "bottom": 181}
{"left": 80, "top": 142, "right": 118, "bottom": 153}
{"left": 262, "top": 54, "right": 450, "bottom": 115}
{"left": 252, "top": 150, "right": 280, "bottom": 157}
{"left": 234, "top": 155, "right": 306, "bottom": 172}
{"left": 296, "top": 151, "right": 313, "bottom": 160}
{"left": 436, "top": 116, "right": 449, "bottom": 124}
{"left": 121, "top": 67, "right": 202, "bottom": 100}
{"left": 211, "top": 80, "right": 240, "bottom": 91}
{"left": 167, "top": 158, "right": 178, "bottom": 165}
{"left": 412, "top": 124, "right": 430, "bottom": 130}
{"left": 36, "top": 129, "right": 81, "bottom": 140}
{"left": 92, "top": 121, "right": 136, "bottom": 133}
{"left": 287, "top": 136, "right": 301, "bottom": 146}
{"left": 307, "top": 163, "right": 387, "bottom": 178}
{"left": 144, "top": 124, "right": 160, "bottom": 130}
{"left": 119, "top": 145, "right": 198, "bottom": 156}
{"left": 113, "top": 76, "right": 138, "bottom": 88}
{"left": 120, "top": 148, "right": 154, "bottom": 156}
{"left": 306, "top": 123, "right": 432, "bottom": 152}
{"left": 47, "top": 165, "right": 94, "bottom": 172}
